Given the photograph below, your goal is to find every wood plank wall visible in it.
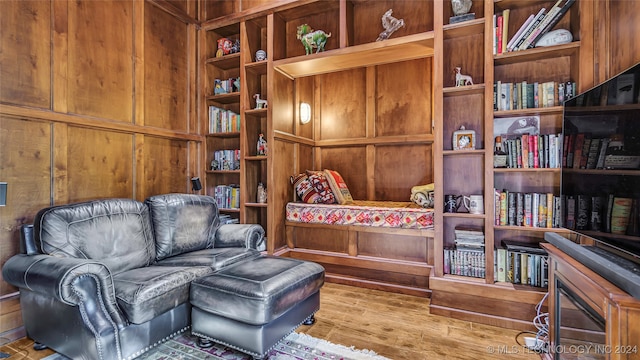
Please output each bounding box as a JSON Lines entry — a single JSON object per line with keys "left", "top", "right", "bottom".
{"left": 0, "top": 0, "right": 200, "bottom": 335}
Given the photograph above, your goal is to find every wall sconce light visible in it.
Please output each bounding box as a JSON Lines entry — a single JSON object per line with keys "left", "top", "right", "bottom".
{"left": 300, "top": 102, "right": 311, "bottom": 124}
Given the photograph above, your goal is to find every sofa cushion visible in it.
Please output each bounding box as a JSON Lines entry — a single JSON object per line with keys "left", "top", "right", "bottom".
{"left": 145, "top": 194, "right": 220, "bottom": 261}
{"left": 34, "top": 198, "right": 155, "bottom": 275}
{"left": 113, "top": 265, "right": 212, "bottom": 324}
{"left": 154, "top": 247, "right": 260, "bottom": 269}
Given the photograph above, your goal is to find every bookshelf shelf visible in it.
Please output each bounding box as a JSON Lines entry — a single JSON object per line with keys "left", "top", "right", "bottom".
{"left": 245, "top": 202, "right": 268, "bottom": 208}
{"left": 493, "top": 167, "right": 560, "bottom": 173}
{"left": 206, "top": 132, "right": 240, "bottom": 138}
{"left": 443, "top": 84, "right": 485, "bottom": 97}
{"left": 494, "top": 106, "right": 563, "bottom": 117}
{"left": 562, "top": 168, "right": 640, "bottom": 176}
{"left": 443, "top": 18, "right": 485, "bottom": 39}
{"left": 206, "top": 92, "right": 241, "bottom": 104}
{"left": 206, "top": 52, "right": 241, "bottom": 70}
{"left": 444, "top": 212, "right": 486, "bottom": 219}
{"left": 219, "top": 208, "right": 241, "bottom": 213}
{"left": 494, "top": 41, "right": 580, "bottom": 66}
{"left": 494, "top": 225, "right": 568, "bottom": 233}
{"left": 442, "top": 149, "right": 485, "bottom": 156}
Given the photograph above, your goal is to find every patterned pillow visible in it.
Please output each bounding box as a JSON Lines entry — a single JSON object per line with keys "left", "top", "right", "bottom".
{"left": 290, "top": 173, "right": 322, "bottom": 204}
{"left": 306, "top": 170, "right": 337, "bottom": 204}
{"left": 324, "top": 169, "right": 354, "bottom": 205}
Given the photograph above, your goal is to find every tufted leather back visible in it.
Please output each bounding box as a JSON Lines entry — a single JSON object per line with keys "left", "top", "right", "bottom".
{"left": 145, "top": 193, "right": 220, "bottom": 261}
{"left": 34, "top": 198, "right": 156, "bottom": 275}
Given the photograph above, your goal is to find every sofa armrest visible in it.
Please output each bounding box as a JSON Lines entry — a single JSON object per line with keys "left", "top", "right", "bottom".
{"left": 2, "top": 254, "right": 127, "bottom": 327}
{"left": 214, "top": 224, "right": 265, "bottom": 251}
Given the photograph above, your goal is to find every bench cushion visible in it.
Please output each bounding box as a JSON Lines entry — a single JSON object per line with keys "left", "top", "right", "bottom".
{"left": 190, "top": 256, "right": 324, "bottom": 325}
{"left": 154, "top": 247, "right": 260, "bottom": 269}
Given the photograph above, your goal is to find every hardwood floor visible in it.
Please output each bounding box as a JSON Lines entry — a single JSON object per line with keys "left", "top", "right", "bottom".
{"left": 0, "top": 282, "right": 542, "bottom": 359}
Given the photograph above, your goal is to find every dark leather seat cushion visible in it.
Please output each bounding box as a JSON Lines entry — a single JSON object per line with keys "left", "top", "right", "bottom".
{"left": 113, "top": 265, "right": 212, "bottom": 324}
{"left": 190, "top": 256, "right": 325, "bottom": 325}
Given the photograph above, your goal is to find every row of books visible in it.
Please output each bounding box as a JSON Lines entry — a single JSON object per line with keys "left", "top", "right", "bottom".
{"left": 213, "top": 77, "right": 240, "bottom": 95}
{"left": 496, "top": 133, "right": 563, "bottom": 169}
{"left": 495, "top": 241, "right": 549, "bottom": 287}
{"left": 565, "top": 194, "right": 640, "bottom": 236}
{"left": 443, "top": 249, "right": 486, "bottom": 279}
{"left": 219, "top": 214, "right": 240, "bottom": 224}
{"left": 494, "top": 190, "right": 563, "bottom": 229}
{"left": 493, "top": 0, "right": 575, "bottom": 54}
{"left": 211, "top": 149, "right": 240, "bottom": 171}
{"left": 494, "top": 80, "right": 576, "bottom": 111}
{"left": 214, "top": 185, "right": 240, "bottom": 210}
{"left": 563, "top": 133, "right": 640, "bottom": 170}
{"left": 209, "top": 105, "right": 241, "bottom": 134}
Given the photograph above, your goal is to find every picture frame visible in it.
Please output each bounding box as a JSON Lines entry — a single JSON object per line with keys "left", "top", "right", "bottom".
{"left": 452, "top": 126, "right": 476, "bottom": 150}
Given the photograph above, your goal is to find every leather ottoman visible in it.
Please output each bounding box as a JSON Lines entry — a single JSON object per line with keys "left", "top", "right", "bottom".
{"left": 190, "top": 255, "right": 325, "bottom": 359}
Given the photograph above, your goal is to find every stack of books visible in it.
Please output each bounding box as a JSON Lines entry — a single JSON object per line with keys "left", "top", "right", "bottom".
{"left": 444, "top": 226, "right": 486, "bottom": 278}
{"left": 214, "top": 185, "right": 240, "bottom": 210}
{"left": 494, "top": 189, "right": 563, "bottom": 229}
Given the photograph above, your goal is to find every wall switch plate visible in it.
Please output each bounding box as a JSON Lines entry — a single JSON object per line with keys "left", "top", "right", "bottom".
{"left": 0, "top": 182, "right": 6, "bottom": 206}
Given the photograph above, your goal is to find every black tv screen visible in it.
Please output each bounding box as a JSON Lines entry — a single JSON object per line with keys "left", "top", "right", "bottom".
{"left": 561, "top": 62, "right": 640, "bottom": 260}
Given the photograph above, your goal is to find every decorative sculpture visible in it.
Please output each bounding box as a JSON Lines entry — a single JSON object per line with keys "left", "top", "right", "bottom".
{"left": 376, "top": 9, "right": 405, "bottom": 41}
{"left": 257, "top": 134, "right": 267, "bottom": 156}
{"left": 455, "top": 67, "right": 473, "bottom": 86}
{"left": 253, "top": 94, "right": 268, "bottom": 109}
{"left": 410, "top": 183, "right": 435, "bottom": 208}
{"left": 214, "top": 79, "right": 226, "bottom": 95}
{"left": 296, "top": 24, "right": 331, "bottom": 55}
{"left": 450, "top": 0, "right": 475, "bottom": 23}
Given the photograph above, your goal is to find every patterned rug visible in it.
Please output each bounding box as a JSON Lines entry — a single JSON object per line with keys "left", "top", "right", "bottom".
{"left": 43, "top": 332, "right": 389, "bottom": 360}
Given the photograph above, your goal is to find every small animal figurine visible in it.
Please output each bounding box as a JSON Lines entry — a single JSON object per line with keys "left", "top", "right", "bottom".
{"left": 257, "top": 133, "right": 267, "bottom": 156}
{"left": 296, "top": 24, "right": 331, "bottom": 55}
{"left": 376, "top": 9, "right": 405, "bottom": 41}
{"left": 253, "top": 94, "right": 268, "bottom": 109}
{"left": 216, "top": 38, "right": 233, "bottom": 57}
{"left": 455, "top": 67, "right": 473, "bottom": 86}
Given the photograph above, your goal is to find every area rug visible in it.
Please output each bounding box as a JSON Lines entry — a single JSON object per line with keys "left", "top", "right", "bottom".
{"left": 42, "top": 332, "right": 389, "bottom": 360}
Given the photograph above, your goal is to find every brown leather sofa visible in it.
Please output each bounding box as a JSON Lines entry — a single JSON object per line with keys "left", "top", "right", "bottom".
{"left": 2, "top": 193, "right": 279, "bottom": 359}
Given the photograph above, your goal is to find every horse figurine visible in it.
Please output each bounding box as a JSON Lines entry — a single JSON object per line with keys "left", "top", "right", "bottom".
{"left": 253, "top": 94, "right": 268, "bottom": 109}
{"left": 455, "top": 67, "right": 474, "bottom": 86}
{"left": 376, "top": 9, "right": 405, "bottom": 41}
{"left": 296, "top": 24, "right": 331, "bottom": 55}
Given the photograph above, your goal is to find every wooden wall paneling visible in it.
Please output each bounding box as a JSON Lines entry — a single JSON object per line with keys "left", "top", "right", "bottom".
{"left": 607, "top": 0, "right": 640, "bottom": 78}
{"left": 0, "top": 0, "right": 51, "bottom": 109}
{"left": 351, "top": 1, "right": 432, "bottom": 46}
{"left": 143, "top": 136, "right": 189, "bottom": 197}
{"left": 67, "top": 0, "right": 133, "bottom": 123}
{"left": 443, "top": 94, "right": 485, "bottom": 150}
{"left": 134, "top": 1, "right": 146, "bottom": 127}
{"left": 52, "top": 0, "right": 68, "bottom": 114}
{"left": 441, "top": 154, "right": 484, "bottom": 195}
{"left": 202, "top": 1, "right": 240, "bottom": 22}
{"left": 144, "top": 3, "right": 189, "bottom": 131}
{"left": 366, "top": 144, "right": 375, "bottom": 200}
{"left": 374, "top": 144, "right": 432, "bottom": 201}
{"left": 66, "top": 127, "right": 134, "bottom": 202}
{"left": 188, "top": 23, "right": 198, "bottom": 134}
{"left": 318, "top": 146, "right": 367, "bottom": 200}
{"left": 296, "top": 76, "right": 314, "bottom": 139}
{"left": 270, "top": 71, "right": 293, "bottom": 134}
{"left": 52, "top": 122, "right": 69, "bottom": 205}
{"left": 135, "top": 133, "right": 146, "bottom": 200}
{"left": 0, "top": 117, "right": 52, "bottom": 296}
{"left": 443, "top": 35, "right": 484, "bottom": 88}
{"left": 318, "top": 69, "right": 367, "bottom": 140}
{"left": 375, "top": 59, "right": 432, "bottom": 137}
{"left": 0, "top": 296, "right": 22, "bottom": 335}
{"left": 270, "top": 139, "right": 295, "bottom": 252}
{"left": 433, "top": 0, "right": 445, "bottom": 277}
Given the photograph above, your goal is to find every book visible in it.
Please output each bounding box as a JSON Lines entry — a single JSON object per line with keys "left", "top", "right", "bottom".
{"left": 496, "top": 14, "right": 504, "bottom": 55}
{"left": 512, "top": 7, "right": 547, "bottom": 51}
{"left": 571, "top": 133, "right": 585, "bottom": 169}
{"left": 518, "top": 0, "right": 564, "bottom": 50}
{"left": 611, "top": 197, "right": 633, "bottom": 235}
{"left": 585, "top": 138, "right": 601, "bottom": 169}
{"left": 576, "top": 194, "right": 590, "bottom": 230}
{"left": 502, "top": 239, "right": 547, "bottom": 256}
{"left": 579, "top": 134, "right": 591, "bottom": 169}
{"left": 507, "top": 13, "right": 534, "bottom": 51}
{"left": 496, "top": 248, "right": 507, "bottom": 282}
{"left": 529, "top": 0, "right": 577, "bottom": 48}
{"left": 501, "top": 10, "right": 510, "bottom": 55}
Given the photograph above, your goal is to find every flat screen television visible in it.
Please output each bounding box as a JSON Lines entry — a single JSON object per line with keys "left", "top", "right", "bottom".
{"left": 545, "top": 62, "right": 640, "bottom": 299}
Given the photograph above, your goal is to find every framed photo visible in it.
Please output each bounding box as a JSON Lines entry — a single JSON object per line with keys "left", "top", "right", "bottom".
{"left": 453, "top": 127, "right": 476, "bottom": 150}
{"left": 494, "top": 116, "right": 540, "bottom": 138}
